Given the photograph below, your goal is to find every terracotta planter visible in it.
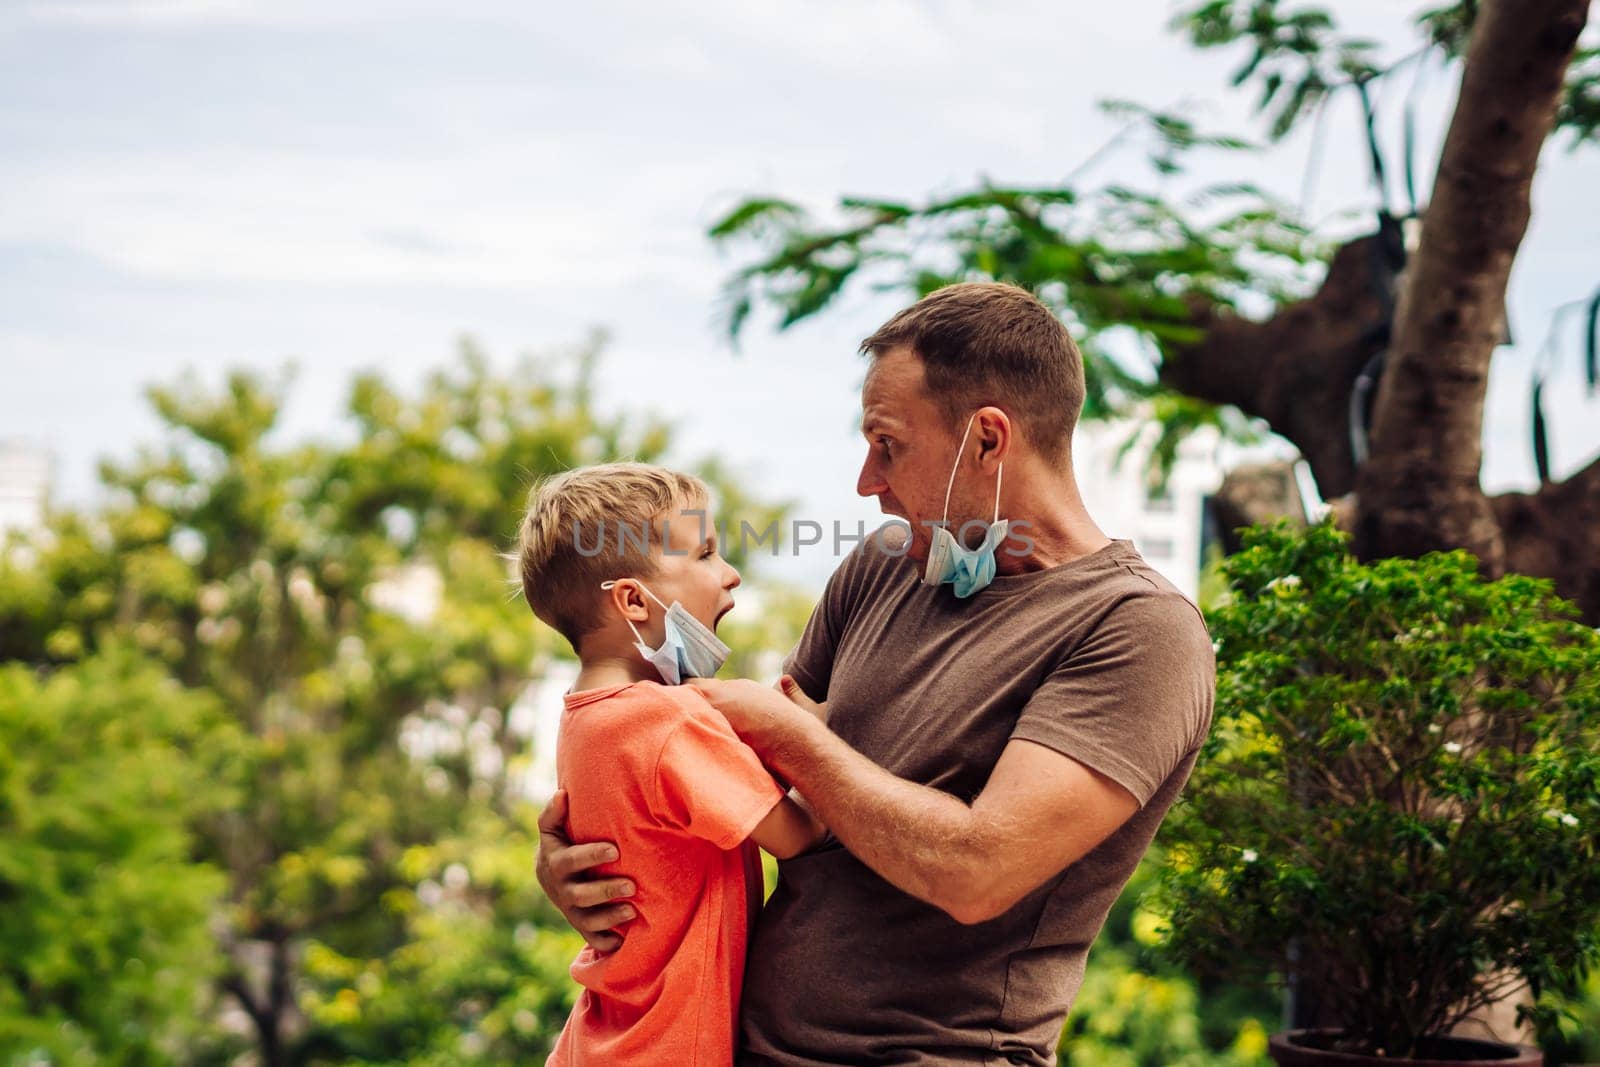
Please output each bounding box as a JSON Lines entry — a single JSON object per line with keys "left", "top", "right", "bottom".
{"left": 1268, "top": 1030, "right": 1542, "bottom": 1066}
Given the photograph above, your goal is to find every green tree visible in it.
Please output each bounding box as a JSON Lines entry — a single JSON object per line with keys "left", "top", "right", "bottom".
{"left": 0, "top": 649, "right": 238, "bottom": 1065}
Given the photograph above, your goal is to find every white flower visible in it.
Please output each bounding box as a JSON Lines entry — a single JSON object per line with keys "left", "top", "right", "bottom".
{"left": 1240, "top": 849, "right": 1259, "bottom": 863}
{"left": 1561, "top": 813, "right": 1580, "bottom": 828}
{"left": 1443, "top": 742, "right": 1462, "bottom": 755}
{"left": 1264, "top": 574, "right": 1302, "bottom": 594}
{"left": 1427, "top": 724, "right": 1443, "bottom": 734}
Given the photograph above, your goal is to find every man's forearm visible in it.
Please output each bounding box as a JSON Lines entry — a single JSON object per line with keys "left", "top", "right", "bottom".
{"left": 762, "top": 714, "right": 999, "bottom": 922}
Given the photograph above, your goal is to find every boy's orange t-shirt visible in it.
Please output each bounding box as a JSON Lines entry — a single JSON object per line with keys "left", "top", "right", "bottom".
{"left": 546, "top": 681, "right": 785, "bottom": 1067}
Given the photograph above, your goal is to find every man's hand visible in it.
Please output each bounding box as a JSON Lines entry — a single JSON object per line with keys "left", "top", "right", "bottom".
{"left": 535, "top": 790, "right": 635, "bottom": 954}
{"left": 778, "top": 675, "right": 828, "bottom": 723}
{"left": 687, "top": 677, "right": 821, "bottom": 763}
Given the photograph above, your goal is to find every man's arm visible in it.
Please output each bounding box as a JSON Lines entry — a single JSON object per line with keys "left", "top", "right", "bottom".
{"left": 689, "top": 678, "right": 1139, "bottom": 925}
{"left": 534, "top": 790, "right": 635, "bottom": 954}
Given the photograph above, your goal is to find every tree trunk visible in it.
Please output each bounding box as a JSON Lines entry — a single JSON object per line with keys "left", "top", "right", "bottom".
{"left": 223, "top": 935, "right": 293, "bottom": 1067}
{"left": 1353, "top": 0, "right": 1588, "bottom": 570}
{"left": 1164, "top": 0, "right": 1596, "bottom": 620}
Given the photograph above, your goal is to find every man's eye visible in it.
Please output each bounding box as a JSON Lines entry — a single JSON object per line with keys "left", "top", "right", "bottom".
{"left": 878, "top": 437, "right": 894, "bottom": 459}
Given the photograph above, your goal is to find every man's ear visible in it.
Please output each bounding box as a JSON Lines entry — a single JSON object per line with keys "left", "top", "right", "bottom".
{"left": 975, "top": 406, "right": 1013, "bottom": 469}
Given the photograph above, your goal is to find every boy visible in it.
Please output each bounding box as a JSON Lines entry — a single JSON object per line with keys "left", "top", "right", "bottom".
{"left": 517, "top": 462, "right": 822, "bottom": 1066}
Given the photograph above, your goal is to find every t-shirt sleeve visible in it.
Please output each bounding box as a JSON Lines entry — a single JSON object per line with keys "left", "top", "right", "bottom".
{"left": 1011, "top": 591, "right": 1215, "bottom": 808}
{"left": 782, "top": 525, "right": 899, "bottom": 701}
{"left": 652, "top": 698, "right": 787, "bottom": 850}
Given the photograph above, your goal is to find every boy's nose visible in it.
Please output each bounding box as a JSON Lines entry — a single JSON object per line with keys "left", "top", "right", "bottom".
{"left": 723, "top": 563, "right": 742, "bottom": 591}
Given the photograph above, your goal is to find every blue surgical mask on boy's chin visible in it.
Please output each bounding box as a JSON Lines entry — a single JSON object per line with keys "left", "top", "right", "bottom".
{"left": 600, "top": 580, "right": 730, "bottom": 685}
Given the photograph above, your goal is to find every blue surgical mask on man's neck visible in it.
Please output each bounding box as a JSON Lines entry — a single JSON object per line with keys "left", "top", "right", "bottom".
{"left": 922, "top": 412, "right": 1008, "bottom": 598}
{"left": 600, "top": 580, "right": 730, "bottom": 685}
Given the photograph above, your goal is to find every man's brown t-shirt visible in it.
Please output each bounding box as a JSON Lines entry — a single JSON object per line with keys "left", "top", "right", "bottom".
{"left": 740, "top": 531, "right": 1215, "bottom": 1066}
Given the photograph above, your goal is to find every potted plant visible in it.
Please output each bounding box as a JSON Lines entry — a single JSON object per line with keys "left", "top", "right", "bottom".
{"left": 1156, "top": 522, "right": 1600, "bottom": 1065}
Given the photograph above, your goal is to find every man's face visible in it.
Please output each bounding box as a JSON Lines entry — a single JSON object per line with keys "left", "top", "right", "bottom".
{"left": 641, "top": 503, "right": 742, "bottom": 634}
{"left": 857, "top": 346, "right": 971, "bottom": 563}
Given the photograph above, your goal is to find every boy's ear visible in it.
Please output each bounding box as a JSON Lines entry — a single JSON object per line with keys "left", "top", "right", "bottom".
{"left": 602, "top": 579, "right": 651, "bottom": 623}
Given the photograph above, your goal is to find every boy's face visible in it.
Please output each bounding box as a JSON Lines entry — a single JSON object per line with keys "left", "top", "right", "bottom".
{"left": 640, "top": 503, "right": 742, "bottom": 633}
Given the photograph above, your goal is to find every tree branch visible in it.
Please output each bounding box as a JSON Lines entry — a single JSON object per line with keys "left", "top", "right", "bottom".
{"left": 1488, "top": 450, "right": 1600, "bottom": 620}
{"left": 222, "top": 971, "right": 273, "bottom": 1047}
{"left": 1162, "top": 231, "right": 1397, "bottom": 499}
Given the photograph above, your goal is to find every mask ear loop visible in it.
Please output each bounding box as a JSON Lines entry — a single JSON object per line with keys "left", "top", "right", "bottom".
{"left": 943, "top": 413, "right": 1005, "bottom": 528}
{"left": 941, "top": 412, "right": 980, "bottom": 528}
{"left": 601, "top": 579, "right": 667, "bottom": 645}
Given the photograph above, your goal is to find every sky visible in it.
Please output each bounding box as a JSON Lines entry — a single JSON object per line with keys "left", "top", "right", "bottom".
{"left": 2, "top": 0, "right": 1597, "bottom": 591}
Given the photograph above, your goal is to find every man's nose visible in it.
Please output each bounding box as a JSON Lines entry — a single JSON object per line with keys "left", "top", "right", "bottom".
{"left": 857, "top": 454, "right": 888, "bottom": 498}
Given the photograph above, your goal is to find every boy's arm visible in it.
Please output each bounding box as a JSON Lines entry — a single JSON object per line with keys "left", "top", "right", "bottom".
{"left": 748, "top": 791, "right": 826, "bottom": 860}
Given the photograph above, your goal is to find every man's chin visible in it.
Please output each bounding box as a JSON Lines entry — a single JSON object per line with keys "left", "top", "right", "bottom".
{"left": 874, "top": 520, "right": 925, "bottom": 562}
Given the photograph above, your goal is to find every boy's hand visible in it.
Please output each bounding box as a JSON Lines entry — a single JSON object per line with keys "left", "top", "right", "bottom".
{"left": 535, "top": 789, "right": 635, "bottom": 954}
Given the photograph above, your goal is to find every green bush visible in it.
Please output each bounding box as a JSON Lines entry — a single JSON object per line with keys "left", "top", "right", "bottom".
{"left": 1155, "top": 521, "right": 1600, "bottom": 1058}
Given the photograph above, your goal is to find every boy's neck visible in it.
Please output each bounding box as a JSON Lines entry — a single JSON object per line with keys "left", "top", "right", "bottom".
{"left": 572, "top": 649, "right": 658, "bottom": 694}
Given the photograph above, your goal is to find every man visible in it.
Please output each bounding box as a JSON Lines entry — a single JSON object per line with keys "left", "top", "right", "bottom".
{"left": 537, "top": 282, "right": 1215, "bottom": 1065}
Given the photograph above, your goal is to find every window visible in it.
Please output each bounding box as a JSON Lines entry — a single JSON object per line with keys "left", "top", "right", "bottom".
{"left": 1140, "top": 536, "right": 1176, "bottom": 561}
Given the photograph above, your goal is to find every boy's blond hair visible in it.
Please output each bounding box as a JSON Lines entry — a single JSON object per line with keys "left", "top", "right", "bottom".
{"left": 517, "top": 462, "right": 709, "bottom": 649}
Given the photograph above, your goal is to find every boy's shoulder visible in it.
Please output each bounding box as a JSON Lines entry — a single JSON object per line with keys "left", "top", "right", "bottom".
{"left": 561, "top": 682, "right": 750, "bottom": 794}
{"left": 566, "top": 680, "right": 725, "bottom": 737}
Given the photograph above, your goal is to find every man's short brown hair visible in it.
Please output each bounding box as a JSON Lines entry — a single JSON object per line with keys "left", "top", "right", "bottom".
{"left": 516, "top": 462, "right": 708, "bottom": 650}
{"left": 860, "top": 282, "right": 1085, "bottom": 460}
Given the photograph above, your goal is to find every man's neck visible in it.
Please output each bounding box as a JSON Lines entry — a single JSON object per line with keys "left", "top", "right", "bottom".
{"left": 994, "top": 466, "right": 1111, "bottom": 575}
